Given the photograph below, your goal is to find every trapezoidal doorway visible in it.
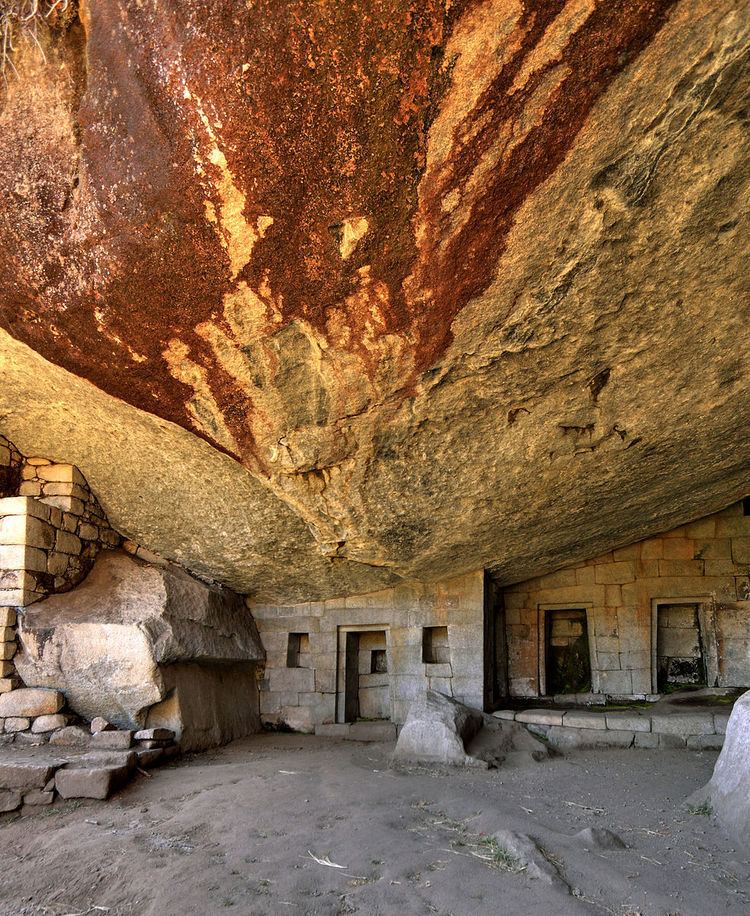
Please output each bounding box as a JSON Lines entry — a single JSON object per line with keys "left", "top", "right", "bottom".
{"left": 338, "top": 627, "right": 391, "bottom": 723}
{"left": 544, "top": 608, "right": 591, "bottom": 695}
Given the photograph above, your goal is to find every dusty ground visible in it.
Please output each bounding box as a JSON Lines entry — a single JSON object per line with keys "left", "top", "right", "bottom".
{"left": 0, "top": 735, "right": 748, "bottom": 916}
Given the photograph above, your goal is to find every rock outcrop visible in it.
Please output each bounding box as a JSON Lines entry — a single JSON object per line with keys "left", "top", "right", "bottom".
{"left": 392, "top": 690, "right": 548, "bottom": 767}
{"left": 702, "top": 689, "right": 750, "bottom": 848}
{"left": 0, "top": 2, "right": 748, "bottom": 601}
{"left": 14, "top": 550, "right": 264, "bottom": 749}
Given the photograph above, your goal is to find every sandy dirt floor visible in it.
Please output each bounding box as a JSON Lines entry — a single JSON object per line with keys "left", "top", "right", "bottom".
{"left": 0, "top": 734, "right": 748, "bottom": 916}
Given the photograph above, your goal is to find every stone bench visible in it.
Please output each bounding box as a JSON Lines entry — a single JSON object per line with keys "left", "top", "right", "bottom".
{"left": 493, "top": 707, "right": 729, "bottom": 750}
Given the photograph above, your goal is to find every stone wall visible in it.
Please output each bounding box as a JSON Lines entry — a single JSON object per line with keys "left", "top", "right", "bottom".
{"left": 251, "top": 571, "right": 484, "bottom": 733}
{"left": 503, "top": 501, "right": 750, "bottom": 698}
{"left": 0, "top": 436, "right": 22, "bottom": 499}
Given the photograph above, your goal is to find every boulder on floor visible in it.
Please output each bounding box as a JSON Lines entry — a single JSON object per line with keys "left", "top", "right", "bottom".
{"left": 392, "top": 690, "right": 549, "bottom": 767}
{"left": 701, "top": 689, "right": 750, "bottom": 847}
{"left": 14, "top": 550, "right": 265, "bottom": 750}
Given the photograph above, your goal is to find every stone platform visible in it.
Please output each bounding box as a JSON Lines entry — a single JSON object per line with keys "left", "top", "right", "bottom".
{"left": 494, "top": 701, "right": 732, "bottom": 750}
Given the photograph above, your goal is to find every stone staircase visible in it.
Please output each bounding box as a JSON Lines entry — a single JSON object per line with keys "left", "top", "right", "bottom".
{"left": 0, "top": 687, "right": 178, "bottom": 812}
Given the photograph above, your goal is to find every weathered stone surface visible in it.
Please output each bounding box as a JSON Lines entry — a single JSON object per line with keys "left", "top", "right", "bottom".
{"left": 393, "top": 690, "right": 484, "bottom": 766}
{"left": 49, "top": 726, "right": 90, "bottom": 748}
{"left": 0, "top": 761, "right": 56, "bottom": 789}
{"left": 90, "top": 717, "right": 115, "bottom": 734}
{"left": 703, "top": 690, "right": 750, "bottom": 847}
{"left": 4, "top": 718, "right": 30, "bottom": 734}
{"left": 15, "top": 550, "right": 264, "bottom": 734}
{"left": 55, "top": 765, "right": 129, "bottom": 800}
{"left": 23, "top": 789, "right": 55, "bottom": 806}
{"left": 0, "top": 3, "right": 747, "bottom": 604}
{"left": 0, "top": 789, "right": 22, "bottom": 812}
{"left": 91, "top": 730, "right": 133, "bottom": 750}
{"left": 31, "top": 714, "right": 67, "bottom": 733}
{"left": 134, "top": 728, "right": 175, "bottom": 742}
{"left": 0, "top": 688, "right": 64, "bottom": 718}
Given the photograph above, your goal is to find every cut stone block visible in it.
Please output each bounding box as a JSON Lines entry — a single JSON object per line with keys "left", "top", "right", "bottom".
{"left": 516, "top": 709, "right": 564, "bottom": 726}
{"left": 491, "top": 710, "right": 516, "bottom": 721}
{"left": 55, "top": 764, "right": 130, "bottom": 800}
{"left": 605, "top": 713, "right": 651, "bottom": 732}
{"left": 4, "top": 717, "right": 30, "bottom": 733}
{"left": 0, "top": 608, "right": 16, "bottom": 628}
{"left": 49, "top": 726, "right": 91, "bottom": 748}
{"left": 32, "top": 714, "right": 68, "bottom": 733}
{"left": 134, "top": 728, "right": 175, "bottom": 742}
{"left": 651, "top": 713, "right": 714, "bottom": 737}
{"left": 687, "top": 734, "right": 724, "bottom": 750}
{"left": 0, "top": 688, "right": 63, "bottom": 718}
{"left": 0, "top": 789, "right": 22, "bottom": 812}
{"left": 23, "top": 789, "right": 54, "bottom": 805}
{"left": 0, "top": 761, "right": 57, "bottom": 789}
{"left": 90, "top": 716, "right": 115, "bottom": 734}
{"left": 135, "top": 748, "right": 163, "bottom": 768}
{"left": 15, "top": 731, "right": 48, "bottom": 747}
{"left": 91, "top": 730, "right": 133, "bottom": 750}
{"left": 563, "top": 711, "right": 606, "bottom": 730}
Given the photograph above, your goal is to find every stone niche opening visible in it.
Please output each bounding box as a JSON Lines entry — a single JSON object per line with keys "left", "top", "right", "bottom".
{"left": 422, "top": 626, "right": 450, "bottom": 664}
{"left": 286, "top": 632, "right": 311, "bottom": 668}
{"left": 655, "top": 602, "right": 707, "bottom": 692}
{"left": 337, "top": 626, "right": 390, "bottom": 723}
{"left": 543, "top": 608, "right": 592, "bottom": 695}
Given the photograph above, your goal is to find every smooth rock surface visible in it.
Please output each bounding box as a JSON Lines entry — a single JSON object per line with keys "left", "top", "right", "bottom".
{"left": 703, "top": 689, "right": 750, "bottom": 847}
{"left": 0, "top": 3, "right": 747, "bottom": 603}
{"left": 15, "top": 550, "right": 264, "bottom": 733}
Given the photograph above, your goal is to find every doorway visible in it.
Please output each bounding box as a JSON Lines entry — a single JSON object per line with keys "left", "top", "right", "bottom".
{"left": 484, "top": 574, "right": 508, "bottom": 709}
{"left": 544, "top": 608, "right": 591, "bottom": 695}
{"left": 655, "top": 603, "right": 706, "bottom": 691}
{"left": 341, "top": 629, "right": 390, "bottom": 722}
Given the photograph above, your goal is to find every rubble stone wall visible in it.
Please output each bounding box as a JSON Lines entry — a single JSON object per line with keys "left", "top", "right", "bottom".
{"left": 251, "top": 571, "right": 484, "bottom": 733}
{"left": 504, "top": 502, "right": 750, "bottom": 697}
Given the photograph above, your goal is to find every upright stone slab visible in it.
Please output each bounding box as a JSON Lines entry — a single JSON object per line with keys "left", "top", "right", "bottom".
{"left": 704, "top": 690, "right": 750, "bottom": 848}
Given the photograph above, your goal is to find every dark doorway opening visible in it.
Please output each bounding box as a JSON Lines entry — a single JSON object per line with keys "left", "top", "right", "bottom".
{"left": 544, "top": 609, "right": 591, "bottom": 695}
{"left": 484, "top": 574, "right": 509, "bottom": 709}
{"left": 343, "top": 630, "right": 390, "bottom": 722}
{"left": 656, "top": 603, "right": 706, "bottom": 692}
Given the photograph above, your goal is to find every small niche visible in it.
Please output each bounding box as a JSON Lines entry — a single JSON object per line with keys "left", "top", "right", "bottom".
{"left": 287, "top": 632, "right": 311, "bottom": 668}
{"left": 743, "top": 496, "right": 750, "bottom": 516}
{"left": 371, "top": 648, "right": 388, "bottom": 673}
{"left": 422, "top": 626, "right": 450, "bottom": 664}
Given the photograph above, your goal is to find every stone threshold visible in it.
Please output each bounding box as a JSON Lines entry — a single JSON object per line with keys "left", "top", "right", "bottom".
{"left": 493, "top": 706, "right": 728, "bottom": 750}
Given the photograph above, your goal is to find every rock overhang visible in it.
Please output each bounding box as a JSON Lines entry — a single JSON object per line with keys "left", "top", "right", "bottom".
{"left": 0, "top": 1, "right": 748, "bottom": 604}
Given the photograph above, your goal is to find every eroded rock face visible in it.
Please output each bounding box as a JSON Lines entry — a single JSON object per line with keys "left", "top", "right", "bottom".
{"left": 703, "top": 690, "right": 750, "bottom": 847}
{"left": 14, "top": 550, "right": 264, "bottom": 745}
{"left": 0, "top": 2, "right": 748, "bottom": 601}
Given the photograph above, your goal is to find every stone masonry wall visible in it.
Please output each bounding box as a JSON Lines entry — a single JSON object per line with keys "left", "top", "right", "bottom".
{"left": 0, "top": 448, "right": 121, "bottom": 701}
{"left": 0, "top": 436, "right": 22, "bottom": 499}
{"left": 504, "top": 501, "right": 750, "bottom": 697}
{"left": 251, "top": 571, "right": 485, "bottom": 733}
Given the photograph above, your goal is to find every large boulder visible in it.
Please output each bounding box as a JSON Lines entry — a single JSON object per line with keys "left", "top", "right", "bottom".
{"left": 702, "top": 690, "right": 750, "bottom": 847}
{"left": 14, "top": 550, "right": 264, "bottom": 749}
{"left": 0, "top": 3, "right": 748, "bottom": 604}
{"left": 392, "top": 689, "right": 548, "bottom": 767}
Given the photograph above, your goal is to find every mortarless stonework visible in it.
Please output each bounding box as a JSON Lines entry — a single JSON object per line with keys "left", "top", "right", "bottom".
{"left": 0, "top": 2, "right": 748, "bottom": 602}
